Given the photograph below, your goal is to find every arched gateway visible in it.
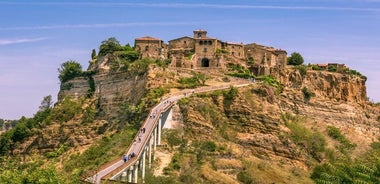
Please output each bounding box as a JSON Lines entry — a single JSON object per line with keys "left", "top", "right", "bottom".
{"left": 201, "top": 58, "right": 210, "bottom": 67}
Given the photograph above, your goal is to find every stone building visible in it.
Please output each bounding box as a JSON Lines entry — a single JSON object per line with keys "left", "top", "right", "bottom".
{"left": 134, "top": 36, "right": 167, "bottom": 60}
{"left": 134, "top": 30, "right": 287, "bottom": 72}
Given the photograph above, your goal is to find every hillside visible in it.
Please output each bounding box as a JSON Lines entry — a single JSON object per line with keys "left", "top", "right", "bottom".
{"left": 0, "top": 37, "right": 379, "bottom": 183}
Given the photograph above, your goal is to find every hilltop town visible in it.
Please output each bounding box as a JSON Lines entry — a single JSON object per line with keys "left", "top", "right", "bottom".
{"left": 134, "top": 29, "right": 287, "bottom": 75}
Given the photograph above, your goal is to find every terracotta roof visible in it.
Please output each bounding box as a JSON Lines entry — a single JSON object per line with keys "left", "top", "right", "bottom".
{"left": 135, "top": 36, "right": 161, "bottom": 41}
{"left": 316, "top": 64, "right": 328, "bottom": 67}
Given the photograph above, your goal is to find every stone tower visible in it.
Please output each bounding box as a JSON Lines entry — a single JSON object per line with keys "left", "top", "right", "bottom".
{"left": 193, "top": 29, "right": 207, "bottom": 38}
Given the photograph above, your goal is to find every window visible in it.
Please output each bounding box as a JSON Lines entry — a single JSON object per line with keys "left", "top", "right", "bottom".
{"left": 184, "top": 41, "right": 187, "bottom": 44}
{"left": 198, "top": 33, "right": 202, "bottom": 38}
{"left": 199, "top": 41, "right": 203, "bottom": 45}
{"left": 208, "top": 41, "right": 212, "bottom": 45}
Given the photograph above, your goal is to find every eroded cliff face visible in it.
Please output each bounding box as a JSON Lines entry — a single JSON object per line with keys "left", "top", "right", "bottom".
{"left": 176, "top": 82, "right": 379, "bottom": 183}
{"left": 277, "top": 68, "right": 367, "bottom": 103}
{"left": 58, "top": 56, "right": 149, "bottom": 119}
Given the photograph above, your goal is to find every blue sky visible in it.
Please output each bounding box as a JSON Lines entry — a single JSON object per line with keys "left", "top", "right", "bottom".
{"left": 1, "top": 0, "right": 380, "bottom": 119}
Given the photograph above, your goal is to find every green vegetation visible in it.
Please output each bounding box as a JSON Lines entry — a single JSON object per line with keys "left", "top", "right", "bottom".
{"left": 237, "top": 170, "right": 254, "bottom": 184}
{"left": 287, "top": 52, "right": 304, "bottom": 65}
{"left": 247, "top": 57, "right": 255, "bottom": 66}
{"left": 0, "top": 156, "right": 64, "bottom": 183}
{"left": 98, "top": 37, "right": 136, "bottom": 57}
{"left": 178, "top": 72, "right": 208, "bottom": 89}
{"left": 226, "top": 64, "right": 252, "bottom": 79}
{"left": 302, "top": 87, "right": 315, "bottom": 102}
{"left": 294, "top": 64, "right": 308, "bottom": 76}
{"left": 328, "top": 65, "right": 337, "bottom": 72}
{"left": 185, "top": 52, "right": 194, "bottom": 60}
{"left": 51, "top": 97, "right": 83, "bottom": 123}
{"left": 224, "top": 86, "right": 238, "bottom": 101}
{"left": 312, "top": 162, "right": 380, "bottom": 184}
{"left": 0, "top": 96, "right": 52, "bottom": 155}
{"left": 327, "top": 126, "right": 357, "bottom": 152}
{"left": 348, "top": 69, "right": 367, "bottom": 80}
{"left": 216, "top": 48, "right": 229, "bottom": 54}
{"left": 282, "top": 113, "right": 326, "bottom": 161}
{"left": 91, "top": 49, "right": 97, "bottom": 59}
{"left": 256, "top": 75, "right": 283, "bottom": 94}
{"left": 311, "top": 65, "right": 322, "bottom": 71}
{"left": 155, "top": 58, "right": 171, "bottom": 67}
{"left": 58, "top": 60, "right": 83, "bottom": 83}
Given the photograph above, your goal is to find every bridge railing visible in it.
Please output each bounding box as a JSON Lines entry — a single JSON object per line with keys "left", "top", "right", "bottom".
{"left": 102, "top": 101, "right": 175, "bottom": 180}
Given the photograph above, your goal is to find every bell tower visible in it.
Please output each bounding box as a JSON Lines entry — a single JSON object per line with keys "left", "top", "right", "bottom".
{"left": 193, "top": 29, "right": 207, "bottom": 38}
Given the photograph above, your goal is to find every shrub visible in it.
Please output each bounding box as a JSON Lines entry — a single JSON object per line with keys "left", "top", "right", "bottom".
{"left": 58, "top": 60, "right": 83, "bottom": 83}
{"left": 114, "top": 50, "right": 139, "bottom": 62}
{"left": 327, "top": 126, "right": 356, "bottom": 151}
{"left": 87, "top": 76, "right": 95, "bottom": 98}
{"left": 311, "top": 65, "right": 322, "bottom": 70}
{"left": 201, "top": 141, "right": 217, "bottom": 152}
{"left": 129, "top": 58, "right": 153, "bottom": 75}
{"left": 51, "top": 97, "right": 82, "bottom": 123}
{"left": 285, "top": 118, "right": 326, "bottom": 160}
{"left": 224, "top": 86, "right": 238, "bottom": 101}
{"left": 294, "top": 65, "right": 308, "bottom": 76}
{"left": 164, "top": 129, "right": 183, "bottom": 148}
{"left": 287, "top": 52, "right": 304, "bottom": 65}
{"left": 237, "top": 171, "right": 254, "bottom": 184}
{"left": 302, "top": 87, "right": 315, "bottom": 102}
{"left": 328, "top": 65, "right": 337, "bottom": 72}
{"left": 178, "top": 72, "right": 208, "bottom": 89}
{"left": 256, "top": 75, "right": 283, "bottom": 94}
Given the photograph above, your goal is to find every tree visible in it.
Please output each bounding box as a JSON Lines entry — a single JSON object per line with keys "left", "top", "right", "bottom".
{"left": 38, "top": 95, "right": 53, "bottom": 112}
{"left": 58, "top": 60, "right": 83, "bottom": 83}
{"left": 98, "top": 37, "right": 121, "bottom": 56}
{"left": 287, "top": 52, "right": 304, "bottom": 65}
{"left": 91, "top": 49, "right": 97, "bottom": 59}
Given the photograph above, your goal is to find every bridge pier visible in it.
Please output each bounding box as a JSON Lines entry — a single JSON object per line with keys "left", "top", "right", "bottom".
{"left": 133, "top": 161, "right": 139, "bottom": 183}
{"left": 141, "top": 147, "right": 146, "bottom": 183}
{"left": 128, "top": 166, "right": 133, "bottom": 183}
{"left": 153, "top": 127, "right": 157, "bottom": 155}
{"left": 121, "top": 171, "right": 127, "bottom": 182}
{"left": 158, "top": 115, "right": 162, "bottom": 145}
{"left": 148, "top": 136, "right": 152, "bottom": 168}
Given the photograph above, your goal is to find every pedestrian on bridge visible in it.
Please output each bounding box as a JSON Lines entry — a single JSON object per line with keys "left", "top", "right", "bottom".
{"left": 122, "top": 154, "right": 127, "bottom": 162}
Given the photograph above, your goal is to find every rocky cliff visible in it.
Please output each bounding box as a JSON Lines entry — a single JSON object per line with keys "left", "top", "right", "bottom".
{"left": 279, "top": 68, "right": 367, "bottom": 103}
{"left": 170, "top": 76, "right": 379, "bottom": 183}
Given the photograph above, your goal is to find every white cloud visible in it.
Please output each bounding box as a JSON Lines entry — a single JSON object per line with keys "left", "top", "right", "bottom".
{"left": 0, "top": 2, "right": 379, "bottom": 11}
{"left": 0, "top": 21, "right": 228, "bottom": 31}
{"left": 0, "top": 37, "right": 47, "bottom": 45}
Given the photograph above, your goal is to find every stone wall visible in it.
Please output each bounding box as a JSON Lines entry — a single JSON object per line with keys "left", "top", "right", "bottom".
{"left": 168, "top": 37, "right": 195, "bottom": 51}
{"left": 225, "top": 43, "right": 244, "bottom": 59}
{"left": 135, "top": 39, "right": 167, "bottom": 60}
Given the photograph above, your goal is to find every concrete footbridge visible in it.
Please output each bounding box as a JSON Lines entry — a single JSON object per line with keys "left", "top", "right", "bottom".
{"left": 85, "top": 81, "right": 251, "bottom": 183}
